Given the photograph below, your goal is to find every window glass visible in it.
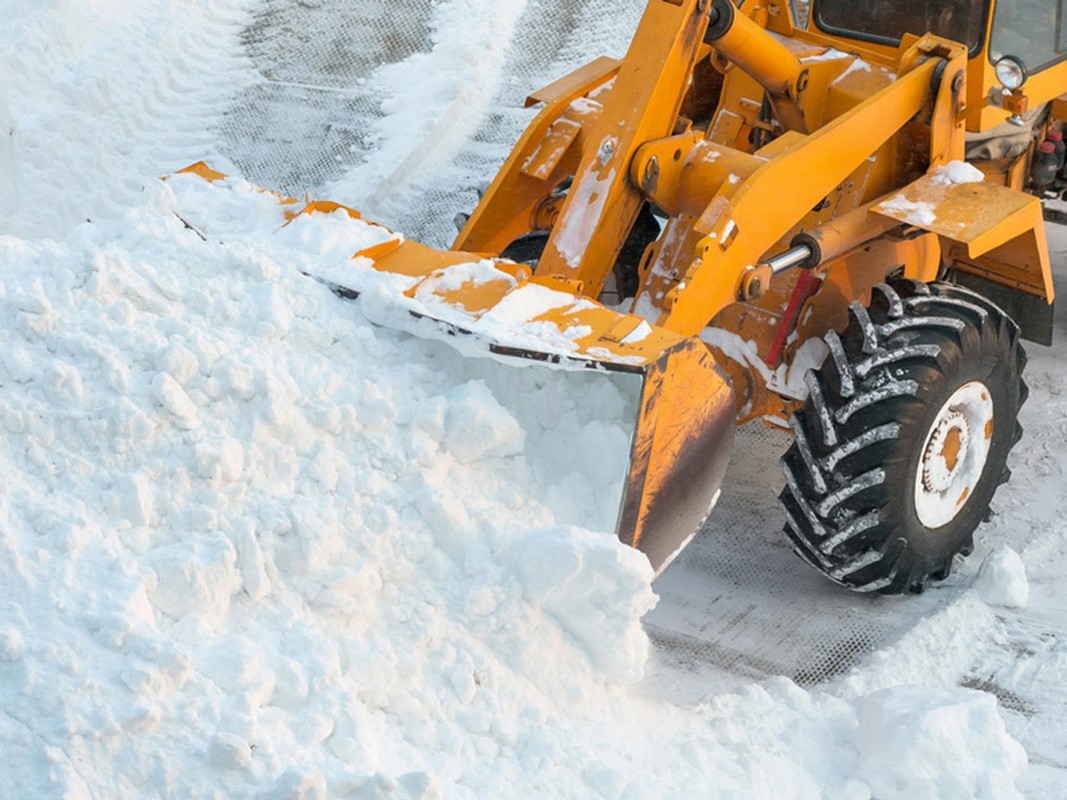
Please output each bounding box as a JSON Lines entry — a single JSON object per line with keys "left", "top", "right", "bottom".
{"left": 815, "top": 0, "right": 987, "bottom": 53}
{"left": 989, "top": 0, "right": 1067, "bottom": 71}
{"left": 790, "top": 0, "right": 811, "bottom": 28}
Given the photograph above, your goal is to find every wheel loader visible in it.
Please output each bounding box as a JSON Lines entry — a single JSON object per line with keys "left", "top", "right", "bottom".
{"left": 180, "top": 0, "right": 1062, "bottom": 594}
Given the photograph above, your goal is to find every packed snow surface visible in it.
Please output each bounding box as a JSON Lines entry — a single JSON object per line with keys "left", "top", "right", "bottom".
{"left": 2, "top": 1, "right": 1067, "bottom": 798}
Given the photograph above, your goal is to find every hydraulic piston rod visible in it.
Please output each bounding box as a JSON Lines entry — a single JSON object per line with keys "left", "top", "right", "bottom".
{"left": 764, "top": 244, "right": 814, "bottom": 275}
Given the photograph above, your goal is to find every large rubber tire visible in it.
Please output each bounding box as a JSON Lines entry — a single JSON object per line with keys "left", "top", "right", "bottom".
{"left": 779, "top": 280, "right": 1028, "bottom": 595}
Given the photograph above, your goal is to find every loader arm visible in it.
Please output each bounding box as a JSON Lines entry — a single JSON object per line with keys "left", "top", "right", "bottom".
{"left": 452, "top": 56, "right": 620, "bottom": 257}
{"left": 638, "top": 35, "right": 970, "bottom": 336}
{"left": 530, "top": 0, "right": 711, "bottom": 295}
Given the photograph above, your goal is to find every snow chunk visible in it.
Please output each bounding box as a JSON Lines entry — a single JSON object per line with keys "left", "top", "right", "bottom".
{"left": 931, "top": 160, "right": 985, "bottom": 186}
{"left": 152, "top": 372, "right": 202, "bottom": 429}
{"left": 977, "top": 545, "right": 1030, "bottom": 608}
{"left": 513, "top": 525, "right": 657, "bottom": 685}
{"left": 195, "top": 437, "right": 246, "bottom": 484}
{"left": 273, "top": 207, "right": 398, "bottom": 268}
{"left": 114, "top": 472, "right": 157, "bottom": 528}
{"left": 853, "top": 686, "right": 1027, "bottom": 800}
{"left": 161, "top": 344, "right": 200, "bottom": 386}
{"left": 208, "top": 732, "right": 253, "bottom": 770}
{"left": 770, "top": 337, "right": 829, "bottom": 400}
{"left": 0, "top": 627, "right": 24, "bottom": 661}
{"left": 442, "top": 380, "right": 525, "bottom": 463}
{"left": 143, "top": 536, "right": 242, "bottom": 623}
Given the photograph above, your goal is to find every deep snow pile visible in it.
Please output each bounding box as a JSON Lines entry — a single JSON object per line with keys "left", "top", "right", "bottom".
{"left": 0, "top": 173, "right": 654, "bottom": 793}
{"left": 0, "top": 0, "right": 1054, "bottom": 798}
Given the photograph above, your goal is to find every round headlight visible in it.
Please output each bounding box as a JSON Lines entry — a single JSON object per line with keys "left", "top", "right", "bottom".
{"left": 995, "top": 56, "right": 1027, "bottom": 91}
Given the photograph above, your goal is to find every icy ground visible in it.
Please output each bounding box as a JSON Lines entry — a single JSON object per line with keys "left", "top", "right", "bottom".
{"left": 1, "top": 1, "right": 1066, "bottom": 798}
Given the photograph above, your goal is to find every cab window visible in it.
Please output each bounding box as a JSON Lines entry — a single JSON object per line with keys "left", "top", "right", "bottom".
{"left": 989, "top": 0, "right": 1067, "bottom": 71}
{"left": 815, "top": 0, "right": 988, "bottom": 55}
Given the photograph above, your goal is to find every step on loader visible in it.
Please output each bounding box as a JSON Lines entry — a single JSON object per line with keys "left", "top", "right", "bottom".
{"left": 181, "top": 0, "right": 1061, "bottom": 594}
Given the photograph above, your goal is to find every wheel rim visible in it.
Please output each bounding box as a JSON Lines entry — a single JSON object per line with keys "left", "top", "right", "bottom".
{"left": 914, "top": 381, "right": 995, "bottom": 528}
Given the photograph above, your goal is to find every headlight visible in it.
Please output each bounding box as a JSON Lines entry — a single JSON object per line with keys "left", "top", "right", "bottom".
{"left": 994, "top": 56, "right": 1027, "bottom": 91}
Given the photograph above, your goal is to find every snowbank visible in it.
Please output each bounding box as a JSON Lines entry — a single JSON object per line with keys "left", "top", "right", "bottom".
{"left": 0, "top": 0, "right": 254, "bottom": 240}
{"left": 0, "top": 178, "right": 659, "bottom": 796}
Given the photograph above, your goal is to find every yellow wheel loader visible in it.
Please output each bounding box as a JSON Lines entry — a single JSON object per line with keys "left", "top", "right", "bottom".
{"left": 183, "top": 0, "right": 1062, "bottom": 594}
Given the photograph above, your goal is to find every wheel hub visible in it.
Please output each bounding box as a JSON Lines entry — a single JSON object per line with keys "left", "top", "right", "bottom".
{"left": 914, "top": 381, "right": 995, "bottom": 529}
{"left": 922, "top": 410, "right": 970, "bottom": 492}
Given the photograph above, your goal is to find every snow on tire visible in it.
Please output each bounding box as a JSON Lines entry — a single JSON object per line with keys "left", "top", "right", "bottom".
{"left": 779, "top": 280, "right": 1028, "bottom": 595}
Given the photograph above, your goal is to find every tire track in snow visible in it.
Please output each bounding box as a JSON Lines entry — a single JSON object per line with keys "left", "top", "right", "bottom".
{"left": 0, "top": 0, "right": 258, "bottom": 239}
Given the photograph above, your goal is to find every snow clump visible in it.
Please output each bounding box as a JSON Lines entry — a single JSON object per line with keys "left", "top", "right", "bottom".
{"left": 854, "top": 686, "right": 1027, "bottom": 800}
{"left": 977, "top": 545, "right": 1031, "bottom": 608}
{"left": 931, "top": 160, "right": 987, "bottom": 185}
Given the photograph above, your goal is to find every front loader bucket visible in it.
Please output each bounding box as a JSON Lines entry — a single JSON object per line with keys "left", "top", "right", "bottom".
{"left": 618, "top": 340, "right": 734, "bottom": 573}
{"left": 168, "top": 164, "right": 736, "bottom": 574}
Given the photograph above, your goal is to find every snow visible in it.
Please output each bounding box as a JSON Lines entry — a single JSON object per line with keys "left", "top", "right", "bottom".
{"left": 701, "top": 328, "right": 774, "bottom": 382}
{"left": 0, "top": 0, "right": 255, "bottom": 240}
{"left": 879, "top": 194, "right": 939, "bottom": 227}
{"left": 701, "top": 327, "right": 829, "bottom": 402}
{"left": 2, "top": 1, "right": 1067, "bottom": 798}
{"left": 620, "top": 319, "right": 652, "bottom": 345}
{"left": 168, "top": 173, "right": 617, "bottom": 365}
{"left": 440, "top": 380, "right": 526, "bottom": 463}
{"left": 0, "top": 181, "right": 658, "bottom": 798}
{"left": 323, "top": 0, "right": 530, "bottom": 221}
{"left": 800, "top": 47, "right": 855, "bottom": 63}
{"left": 932, "top": 160, "right": 987, "bottom": 186}
{"left": 770, "top": 337, "right": 830, "bottom": 400}
{"left": 853, "top": 686, "right": 1027, "bottom": 800}
{"left": 551, "top": 164, "right": 618, "bottom": 270}
{"left": 977, "top": 546, "right": 1030, "bottom": 608}
{"left": 876, "top": 162, "right": 984, "bottom": 230}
